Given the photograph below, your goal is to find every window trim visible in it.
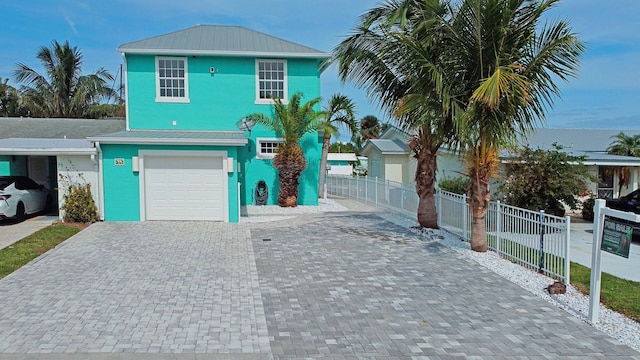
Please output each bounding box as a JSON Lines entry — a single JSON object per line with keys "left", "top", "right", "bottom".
{"left": 256, "top": 137, "right": 284, "bottom": 159}
{"left": 155, "top": 56, "right": 189, "bottom": 103}
{"left": 255, "top": 59, "right": 288, "bottom": 105}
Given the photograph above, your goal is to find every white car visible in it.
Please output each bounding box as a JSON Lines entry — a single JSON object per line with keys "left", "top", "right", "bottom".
{"left": 0, "top": 176, "right": 51, "bottom": 221}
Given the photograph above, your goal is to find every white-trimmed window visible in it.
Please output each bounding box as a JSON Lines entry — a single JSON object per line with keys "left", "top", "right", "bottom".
{"left": 156, "top": 57, "right": 189, "bottom": 102}
{"left": 255, "top": 59, "right": 287, "bottom": 104}
{"left": 257, "top": 138, "right": 284, "bottom": 159}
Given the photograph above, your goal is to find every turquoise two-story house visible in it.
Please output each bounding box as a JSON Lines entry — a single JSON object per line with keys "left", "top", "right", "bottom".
{"left": 90, "top": 25, "right": 330, "bottom": 222}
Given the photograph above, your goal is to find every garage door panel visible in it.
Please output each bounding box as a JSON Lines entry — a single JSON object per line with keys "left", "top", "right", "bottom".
{"left": 143, "top": 155, "right": 225, "bottom": 221}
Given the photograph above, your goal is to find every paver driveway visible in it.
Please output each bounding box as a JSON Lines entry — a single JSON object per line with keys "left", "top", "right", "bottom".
{"left": 0, "top": 209, "right": 639, "bottom": 359}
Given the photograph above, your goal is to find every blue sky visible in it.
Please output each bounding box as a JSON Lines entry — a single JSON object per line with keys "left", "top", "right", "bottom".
{"left": 1, "top": 0, "right": 639, "bottom": 135}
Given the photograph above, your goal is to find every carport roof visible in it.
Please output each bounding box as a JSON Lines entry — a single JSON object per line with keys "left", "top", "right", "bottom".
{"left": 89, "top": 130, "right": 248, "bottom": 146}
{"left": 0, "top": 138, "right": 95, "bottom": 155}
{"left": 0, "top": 118, "right": 125, "bottom": 139}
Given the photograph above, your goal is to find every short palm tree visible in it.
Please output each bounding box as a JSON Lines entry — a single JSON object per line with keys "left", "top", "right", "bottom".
{"left": 245, "top": 93, "right": 322, "bottom": 207}
{"left": 607, "top": 132, "right": 640, "bottom": 195}
{"left": 318, "top": 94, "right": 357, "bottom": 196}
{"left": 13, "top": 40, "right": 114, "bottom": 118}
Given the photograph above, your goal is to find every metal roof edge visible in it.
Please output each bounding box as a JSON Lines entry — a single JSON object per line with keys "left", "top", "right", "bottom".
{"left": 88, "top": 137, "right": 248, "bottom": 146}
{"left": 118, "top": 48, "right": 331, "bottom": 59}
{"left": 0, "top": 148, "right": 96, "bottom": 156}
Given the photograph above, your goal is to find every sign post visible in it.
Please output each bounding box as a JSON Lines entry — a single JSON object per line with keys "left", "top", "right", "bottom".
{"left": 589, "top": 199, "right": 640, "bottom": 323}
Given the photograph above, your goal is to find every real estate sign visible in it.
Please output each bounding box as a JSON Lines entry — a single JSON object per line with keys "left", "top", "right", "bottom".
{"left": 601, "top": 216, "right": 632, "bottom": 258}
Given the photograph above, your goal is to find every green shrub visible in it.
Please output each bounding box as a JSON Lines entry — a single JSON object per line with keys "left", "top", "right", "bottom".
{"left": 60, "top": 183, "right": 98, "bottom": 223}
{"left": 582, "top": 196, "right": 595, "bottom": 221}
{"left": 438, "top": 176, "right": 469, "bottom": 195}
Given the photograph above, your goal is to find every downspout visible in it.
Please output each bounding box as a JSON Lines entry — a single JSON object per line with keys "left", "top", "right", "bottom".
{"left": 94, "top": 141, "right": 105, "bottom": 221}
{"left": 122, "top": 53, "right": 130, "bottom": 131}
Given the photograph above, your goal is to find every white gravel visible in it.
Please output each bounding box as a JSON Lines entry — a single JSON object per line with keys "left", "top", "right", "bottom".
{"left": 240, "top": 198, "right": 347, "bottom": 223}
{"left": 378, "top": 211, "right": 640, "bottom": 353}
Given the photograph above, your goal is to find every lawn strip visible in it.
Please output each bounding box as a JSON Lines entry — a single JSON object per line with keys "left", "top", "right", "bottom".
{"left": 0, "top": 223, "right": 81, "bottom": 279}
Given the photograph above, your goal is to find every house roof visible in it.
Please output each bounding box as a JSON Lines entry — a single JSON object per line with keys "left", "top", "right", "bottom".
{"left": 362, "top": 139, "right": 411, "bottom": 156}
{"left": 520, "top": 128, "right": 640, "bottom": 153}
{"left": 501, "top": 128, "right": 640, "bottom": 166}
{"left": 327, "top": 153, "right": 357, "bottom": 162}
{"left": 0, "top": 138, "right": 95, "bottom": 156}
{"left": 0, "top": 118, "right": 126, "bottom": 140}
{"left": 117, "top": 25, "right": 331, "bottom": 59}
{"left": 89, "top": 130, "right": 248, "bottom": 146}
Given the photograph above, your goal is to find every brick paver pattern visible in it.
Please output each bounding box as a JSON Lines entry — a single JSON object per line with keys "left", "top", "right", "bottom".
{"left": 0, "top": 210, "right": 638, "bottom": 358}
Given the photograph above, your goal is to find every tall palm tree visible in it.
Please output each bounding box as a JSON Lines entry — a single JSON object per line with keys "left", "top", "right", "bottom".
{"left": 405, "top": 0, "right": 584, "bottom": 251}
{"left": 607, "top": 132, "right": 640, "bottom": 195}
{"left": 334, "top": 0, "right": 455, "bottom": 228}
{"left": 245, "top": 92, "right": 322, "bottom": 207}
{"left": 13, "top": 40, "right": 115, "bottom": 118}
{"left": 318, "top": 94, "right": 357, "bottom": 196}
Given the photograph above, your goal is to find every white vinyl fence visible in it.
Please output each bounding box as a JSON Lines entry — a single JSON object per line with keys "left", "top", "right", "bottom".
{"left": 327, "top": 175, "right": 571, "bottom": 283}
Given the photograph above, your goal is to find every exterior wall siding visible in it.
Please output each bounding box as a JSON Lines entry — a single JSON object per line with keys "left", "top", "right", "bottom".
{"left": 125, "top": 54, "right": 322, "bottom": 131}
{"left": 57, "top": 155, "right": 100, "bottom": 220}
{"left": 100, "top": 144, "right": 240, "bottom": 222}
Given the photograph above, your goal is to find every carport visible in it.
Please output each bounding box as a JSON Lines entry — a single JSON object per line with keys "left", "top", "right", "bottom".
{"left": 0, "top": 138, "right": 101, "bottom": 220}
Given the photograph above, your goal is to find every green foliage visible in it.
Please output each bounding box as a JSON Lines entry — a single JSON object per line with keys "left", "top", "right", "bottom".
{"left": 58, "top": 171, "right": 98, "bottom": 223}
{"left": 329, "top": 142, "right": 359, "bottom": 154}
{"left": 438, "top": 176, "right": 469, "bottom": 195}
{"left": 582, "top": 196, "right": 596, "bottom": 221}
{"left": 60, "top": 183, "right": 98, "bottom": 223}
{"left": 498, "top": 144, "right": 594, "bottom": 216}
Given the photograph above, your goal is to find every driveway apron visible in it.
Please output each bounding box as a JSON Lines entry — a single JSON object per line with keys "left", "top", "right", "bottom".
{"left": 0, "top": 213, "right": 638, "bottom": 358}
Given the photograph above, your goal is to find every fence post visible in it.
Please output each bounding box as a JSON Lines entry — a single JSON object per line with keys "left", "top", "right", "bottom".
{"left": 496, "top": 201, "right": 502, "bottom": 254}
{"left": 365, "top": 176, "right": 368, "bottom": 203}
{"left": 462, "top": 194, "right": 468, "bottom": 240}
{"left": 436, "top": 189, "right": 441, "bottom": 228}
{"left": 538, "top": 210, "right": 546, "bottom": 274}
{"left": 564, "top": 215, "right": 571, "bottom": 284}
{"left": 375, "top": 177, "right": 378, "bottom": 207}
{"left": 356, "top": 176, "right": 359, "bottom": 200}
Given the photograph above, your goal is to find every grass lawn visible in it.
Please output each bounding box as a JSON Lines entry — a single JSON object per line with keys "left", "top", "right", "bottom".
{"left": 570, "top": 262, "right": 640, "bottom": 323}
{"left": 0, "top": 223, "right": 83, "bottom": 279}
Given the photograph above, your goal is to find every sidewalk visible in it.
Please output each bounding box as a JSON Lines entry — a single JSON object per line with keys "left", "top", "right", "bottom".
{"left": 570, "top": 218, "right": 640, "bottom": 282}
{"left": 0, "top": 216, "right": 58, "bottom": 250}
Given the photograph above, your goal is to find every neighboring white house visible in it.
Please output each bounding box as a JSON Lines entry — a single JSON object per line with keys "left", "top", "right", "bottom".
{"left": 366, "top": 126, "right": 640, "bottom": 199}
{"left": 361, "top": 127, "right": 415, "bottom": 184}
{"left": 0, "top": 118, "right": 126, "bottom": 220}
{"left": 327, "top": 153, "right": 358, "bottom": 175}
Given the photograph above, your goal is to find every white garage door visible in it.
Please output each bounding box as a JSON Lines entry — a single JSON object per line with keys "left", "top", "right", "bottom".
{"left": 143, "top": 155, "right": 225, "bottom": 221}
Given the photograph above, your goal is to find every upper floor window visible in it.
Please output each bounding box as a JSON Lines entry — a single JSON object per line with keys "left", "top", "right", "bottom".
{"left": 255, "top": 59, "right": 287, "bottom": 104}
{"left": 156, "top": 57, "right": 189, "bottom": 103}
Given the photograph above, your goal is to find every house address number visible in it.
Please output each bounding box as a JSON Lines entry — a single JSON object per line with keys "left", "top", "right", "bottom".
{"left": 114, "top": 158, "right": 125, "bottom": 166}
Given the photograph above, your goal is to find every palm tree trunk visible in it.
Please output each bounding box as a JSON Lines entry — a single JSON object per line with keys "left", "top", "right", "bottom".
{"left": 318, "top": 134, "right": 331, "bottom": 197}
{"left": 273, "top": 147, "right": 307, "bottom": 207}
{"left": 467, "top": 146, "right": 496, "bottom": 252}
{"left": 415, "top": 143, "right": 438, "bottom": 228}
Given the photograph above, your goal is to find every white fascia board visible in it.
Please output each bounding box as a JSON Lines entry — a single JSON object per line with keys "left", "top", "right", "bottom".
{"left": 0, "top": 148, "right": 96, "bottom": 156}
{"left": 118, "top": 48, "right": 331, "bottom": 59}
{"left": 89, "top": 137, "right": 248, "bottom": 146}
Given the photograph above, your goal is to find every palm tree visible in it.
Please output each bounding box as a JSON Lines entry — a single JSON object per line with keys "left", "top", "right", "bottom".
{"left": 318, "top": 94, "right": 357, "bottom": 196}
{"left": 0, "top": 77, "right": 22, "bottom": 117}
{"left": 334, "top": 0, "right": 456, "bottom": 228}
{"left": 13, "top": 40, "right": 115, "bottom": 118}
{"left": 360, "top": 115, "right": 381, "bottom": 141}
{"left": 405, "top": 0, "right": 584, "bottom": 251}
{"left": 245, "top": 92, "right": 322, "bottom": 207}
{"left": 607, "top": 132, "right": 640, "bottom": 195}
